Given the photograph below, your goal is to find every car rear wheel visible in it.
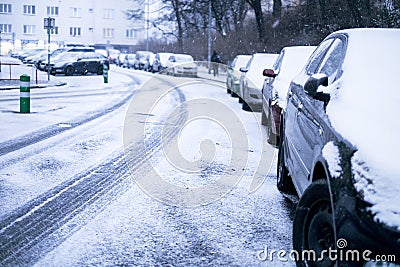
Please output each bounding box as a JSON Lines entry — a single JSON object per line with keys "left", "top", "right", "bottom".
{"left": 293, "top": 179, "right": 336, "bottom": 267}
{"left": 277, "top": 139, "right": 294, "bottom": 192}
{"left": 242, "top": 101, "right": 251, "bottom": 111}
{"left": 65, "top": 66, "right": 74, "bottom": 76}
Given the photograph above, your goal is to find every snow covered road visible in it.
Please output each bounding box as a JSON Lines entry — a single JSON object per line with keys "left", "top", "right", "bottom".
{"left": 0, "top": 67, "right": 296, "bottom": 266}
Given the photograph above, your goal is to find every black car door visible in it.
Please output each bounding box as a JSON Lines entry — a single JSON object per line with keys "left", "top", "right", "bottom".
{"left": 74, "top": 53, "right": 88, "bottom": 74}
{"left": 285, "top": 38, "right": 335, "bottom": 193}
{"left": 292, "top": 37, "right": 345, "bottom": 194}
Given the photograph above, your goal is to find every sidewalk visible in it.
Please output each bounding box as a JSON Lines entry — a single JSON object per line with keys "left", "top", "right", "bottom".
{"left": 0, "top": 56, "right": 66, "bottom": 90}
{"left": 197, "top": 65, "right": 227, "bottom": 84}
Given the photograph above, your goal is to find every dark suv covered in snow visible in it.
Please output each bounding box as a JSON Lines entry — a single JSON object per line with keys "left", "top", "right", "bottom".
{"left": 278, "top": 28, "right": 400, "bottom": 266}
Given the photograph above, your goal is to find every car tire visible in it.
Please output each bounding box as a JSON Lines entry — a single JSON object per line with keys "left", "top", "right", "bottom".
{"left": 65, "top": 66, "right": 74, "bottom": 76}
{"left": 242, "top": 100, "right": 251, "bottom": 111}
{"left": 277, "top": 138, "right": 294, "bottom": 193}
{"left": 227, "top": 88, "right": 231, "bottom": 94}
{"left": 173, "top": 69, "right": 176, "bottom": 76}
{"left": 293, "top": 179, "right": 336, "bottom": 267}
{"left": 238, "top": 97, "right": 243, "bottom": 103}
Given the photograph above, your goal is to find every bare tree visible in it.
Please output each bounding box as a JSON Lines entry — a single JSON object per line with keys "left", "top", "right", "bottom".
{"left": 246, "top": 0, "right": 265, "bottom": 40}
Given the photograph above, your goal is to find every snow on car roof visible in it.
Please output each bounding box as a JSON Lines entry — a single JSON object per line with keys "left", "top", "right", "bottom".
{"left": 174, "top": 54, "right": 194, "bottom": 62}
{"left": 245, "top": 53, "right": 278, "bottom": 89}
{"left": 324, "top": 28, "right": 400, "bottom": 229}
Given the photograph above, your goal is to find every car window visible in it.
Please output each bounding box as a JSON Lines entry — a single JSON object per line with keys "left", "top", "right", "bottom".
{"left": 317, "top": 38, "right": 344, "bottom": 83}
{"left": 231, "top": 57, "right": 238, "bottom": 68}
{"left": 306, "top": 38, "right": 334, "bottom": 74}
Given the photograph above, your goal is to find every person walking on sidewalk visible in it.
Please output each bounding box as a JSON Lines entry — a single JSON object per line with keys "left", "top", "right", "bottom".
{"left": 211, "top": 50, "right": 221, "bottom": 77}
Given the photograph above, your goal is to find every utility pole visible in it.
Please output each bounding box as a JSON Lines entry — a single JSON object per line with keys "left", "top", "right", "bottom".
{"left": 0, "top": 31, "right": 2, "bottom": 72}
{"left": 207, "top": 0, "right": 212, "bottom": 73}
{"left": 0, "top": 30, "right": 2, "bottom": 73}
{"left": 44, "top": 17, "right": 55, "bottom": 81}
{"left": 146, "top": 0, "right": 149, "bottom": 51}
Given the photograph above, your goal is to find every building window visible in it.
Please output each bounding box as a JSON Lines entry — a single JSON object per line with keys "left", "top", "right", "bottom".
{"left": 103, "top": 28, "right": 114, "bottom": 38}
{"left": 69, "top": 27, "right": 81, "bottom": 36}
{"left": 0, "top": 24, "right": 12, "bottom": 33}
{"left": 0, "top": 3, "right": 11, "bottom": 14}
{"left": 47, "top": 6, "right": 59, "bottom": 16}
{"left": 23, "top": 5, "right": 36, "bottom": 15}
{"left": 70, "top": 7, "right": 81, "bottom": 17}
{"left": 23, "top": 25, "right": 36, "bottom": 35}
{"left": 51, "top": 27, "right": 59, "bottom": 35}
{"left": 126, "top": 29, "right": 137, "bottom": 38}
{"left": 103, "top": 9, "right": 114, "bottom": 19}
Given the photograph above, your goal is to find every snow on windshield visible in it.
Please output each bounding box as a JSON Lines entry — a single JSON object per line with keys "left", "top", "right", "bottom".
{"left": 233, "top": 55, "right": 251, "bottom": 71}
{"left": 273, "top": 46, "right": 316, "bottom": 108}
{"left": 246, "top": 54, "right": 278, "bottom": 89}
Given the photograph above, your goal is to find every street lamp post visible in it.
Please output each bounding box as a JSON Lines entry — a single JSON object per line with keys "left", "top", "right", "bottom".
{"left": 44, "top": 17, "right": 55, "bottom": 81}
{"left": 0, "top": 30, "right": 2, "bottom": 73}
{"left": 207, "top": 0, "right": 212, "bottom": 73}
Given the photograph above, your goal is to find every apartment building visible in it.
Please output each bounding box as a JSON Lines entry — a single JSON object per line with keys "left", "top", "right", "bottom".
{"left": 0, "top": 0, "right": 145, "bottom": 52}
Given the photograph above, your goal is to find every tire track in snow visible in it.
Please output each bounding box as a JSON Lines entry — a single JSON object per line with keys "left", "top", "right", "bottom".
{"left": 0, "top": 82, "right": 187, "bottom": 266}
{"left": 0, "top": 74, "right": 140, "bottom": 159}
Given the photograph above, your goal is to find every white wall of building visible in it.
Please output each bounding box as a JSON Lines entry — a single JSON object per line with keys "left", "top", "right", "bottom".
{"left": 0, "top": 0, "right": 145, "bottom": 52}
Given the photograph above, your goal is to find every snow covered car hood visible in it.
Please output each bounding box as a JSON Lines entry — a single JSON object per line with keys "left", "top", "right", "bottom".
{"left": 322, "top": 29, "right": 400, "bottom": 230}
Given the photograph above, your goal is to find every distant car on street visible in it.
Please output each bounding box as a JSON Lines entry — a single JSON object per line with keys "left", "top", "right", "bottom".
{"left": 278, "top": 28, "right": 400, "bottom": 266}
{"left": 49, "top": 51, "right": 109, "bottom": 76}
{"left": 238, "top": 53, "right": 278, "bottom": 111}
{"left": 133, "top": 51, "right": 154, "bottom": 70}
{"left": 226, "top": 54, "right": 251, "bottom": 96}
{"left": 152, "top": 52, "right": 173, "bottom": 73}
{"left": 261, "top": 46, "right": 316, "bottom": 145}
{"left": 166, "top": 54, "right": 198, "bottom": 77}
{"left": 37, "top": 46, "right": 95, "bottom": 71}
{"left": 122, "top": 54, "right": 136, "bottom": 69}
{"left": 143, "top": 53, "right": 156, "bottom": 72}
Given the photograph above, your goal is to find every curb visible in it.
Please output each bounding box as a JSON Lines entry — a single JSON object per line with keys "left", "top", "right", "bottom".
{"left": 0, "top": 81, "right": 67, "bottom": 91}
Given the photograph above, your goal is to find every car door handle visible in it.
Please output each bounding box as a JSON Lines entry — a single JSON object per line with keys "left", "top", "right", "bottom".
{"left": 297, "top": 103, "right": 303, "bottom": 112}
{"left": 319, "top": 127, "right": 324, "bottom": 136}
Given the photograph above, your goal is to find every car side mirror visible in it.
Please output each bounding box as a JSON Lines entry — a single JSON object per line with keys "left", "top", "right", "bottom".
{"left": 304, "top": 74, "right": 328, "bottom": 98}
{"left": 239, "top": 67, "right": 248, "bottom": 73}
{"left": 263, "top": 69, "right": 277, "bottom": 78}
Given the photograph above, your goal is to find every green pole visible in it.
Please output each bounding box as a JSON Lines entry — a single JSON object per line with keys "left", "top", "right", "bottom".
{"left": 103, "top": 64, "right": 109, "bottom": 83}
{"left": 20, "top": 74, "right": 30, "bottom": 113}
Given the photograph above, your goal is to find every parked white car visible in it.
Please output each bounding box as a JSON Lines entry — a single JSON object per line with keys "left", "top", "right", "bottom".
{"left": 153, "top": 52, "right": 173, "bottom": 73}
{"left": 166, "top": 54, "right": 198, "bottom": 77}
{"left": 239, "top": 53, "right": 278, "bottom": 111}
